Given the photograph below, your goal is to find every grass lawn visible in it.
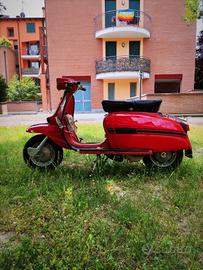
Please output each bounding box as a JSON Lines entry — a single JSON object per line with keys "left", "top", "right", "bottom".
{"left": 0, "top": 123, "right": 203, "bottom": 269}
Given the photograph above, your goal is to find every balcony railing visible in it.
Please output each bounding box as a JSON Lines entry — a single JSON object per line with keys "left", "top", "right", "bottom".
{"left": 94, "top": 9, "right": 151, "bottom": 37}
{"left": 21, "top": 48, "right": 40, "bottom": 56}
{"left": 21, "top": 68, "right": 40, "bottom": 76}
{"left": 95, "top": 55, "right": 151, "bottom": 75}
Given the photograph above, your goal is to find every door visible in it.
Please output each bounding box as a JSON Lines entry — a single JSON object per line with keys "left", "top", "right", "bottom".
{"left": 129, "top": 0, "right": 140, "bottom": 23}
{"left": 105, "top": 0, "right": 116, "bottom": 28}
{"left": 74, "top": 81, "right": 91, "bottom": 112}
{"left": 106, "top": 41, "right": 117, "bottom": 59}
{"left": 129, "top": 41, "right": 140, "bottom": 56}
{"left": 129, "top": 0, "right": 140, "bottom": 10}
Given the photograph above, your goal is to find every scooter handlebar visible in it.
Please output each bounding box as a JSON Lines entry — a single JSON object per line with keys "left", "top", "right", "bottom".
{"left": 78, "top": 85, "right": 86, "bottom": 91}
{"left": 56, "top": 78, "right": 86, "bottom": 91}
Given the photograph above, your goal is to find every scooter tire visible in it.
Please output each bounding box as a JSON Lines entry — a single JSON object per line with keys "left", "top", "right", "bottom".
{"left": 23, "top": 134, "right": 63, "bottom": 170}
{"left": 143, "top": 150, "right": 183, "bottom": 171}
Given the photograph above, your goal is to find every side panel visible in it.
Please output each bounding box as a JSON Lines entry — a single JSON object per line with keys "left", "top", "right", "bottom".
{"left": 103, "top": 112, "right": 192, "bottom": 152}
{"left": 26, "top": 124, "right": 71, "bottom": 150}
{"left": 48, "top": 93, "right": 74, "bottom": 124}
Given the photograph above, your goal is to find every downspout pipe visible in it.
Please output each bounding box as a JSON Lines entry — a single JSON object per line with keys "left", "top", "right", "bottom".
{"left": 3, "top": 51, "right": 7, "bottom": 83}
{"left": 16, "top": 18, "right": 22, "bottom": 79}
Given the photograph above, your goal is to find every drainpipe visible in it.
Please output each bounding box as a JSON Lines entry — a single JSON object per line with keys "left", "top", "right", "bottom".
{"left": 138, "top": 70, "right": 142, "bottom": 100}
{"left": 44, "top": 2, "right": 52, "bottom": 112}
{"left": 3, "top": 51, "right": 7, "bottom": 83}
{"left": 16, "top": 18, "right": 22, "bottom": 79}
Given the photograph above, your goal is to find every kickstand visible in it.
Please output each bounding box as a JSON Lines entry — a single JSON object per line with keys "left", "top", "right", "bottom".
{"left": 88, "top": 154, "right": 100, "bottom": 178}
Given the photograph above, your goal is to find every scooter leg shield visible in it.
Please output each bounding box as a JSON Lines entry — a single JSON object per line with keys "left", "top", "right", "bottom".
{"left": 26, "top": 123, "right": 71, "bottom": 149}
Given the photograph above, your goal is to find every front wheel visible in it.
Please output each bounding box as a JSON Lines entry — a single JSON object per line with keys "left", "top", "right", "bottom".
{"left": 143, "top": 150, "right": 183, "bottom": 171}
{"left": 23, "top": 134, "right": 63, "bottom": 170}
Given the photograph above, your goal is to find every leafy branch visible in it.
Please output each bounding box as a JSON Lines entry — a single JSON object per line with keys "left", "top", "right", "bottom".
{"left": 182, "top": 0, "right": 203, "bottom": 26}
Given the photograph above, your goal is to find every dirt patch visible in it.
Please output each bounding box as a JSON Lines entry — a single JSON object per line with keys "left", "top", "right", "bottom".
{"left": 194, "top": 147, "right": 203, "bottom": 157}
{"left": 106, "top": 184, "right": 126, "bottom": 197}
{"left": 0, "top": 231, "right": 20, "bottom": 253}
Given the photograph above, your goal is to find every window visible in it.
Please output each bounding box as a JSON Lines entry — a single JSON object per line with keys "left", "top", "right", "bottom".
{"left": 130, "top": 82, "right": 137, "bottom": 97}
{"left": 8, "top": 28, "right": 14, "bottom": 37}
{"left": 154, "top": 74, "right": 182, "bottom": 93}
{"left": 29, "top": 43, "right": 39, "bottom": 55}
{"left": 14, "top": 41, "right": 18, "bottom": 50}
{"left": 108, "top": 83, "right": 115, "bottom": 100}
{"left": 26, "top": 23, "right": 35, "bottom": 33}
{"left": 31, "top": 62, "right": 40, "bottom": 69}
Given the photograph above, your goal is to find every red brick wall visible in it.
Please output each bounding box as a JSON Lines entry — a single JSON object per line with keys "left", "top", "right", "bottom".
{"left": 136, "top": 93, "right": 203, "bottom": 115}
{"left": 143, "top": 0, "right": 196, "bottom": 94}
{"left": 0, "top": 46, "right": 16, "bottom": 83}
{"left": 0, "top": 102, "right": 42, "bottom": 114}
{"left": 45, "top": 0, "right": 103, "bottom": 110}
{"left": 45, "top": 0, "right": 196, "bottom": 111}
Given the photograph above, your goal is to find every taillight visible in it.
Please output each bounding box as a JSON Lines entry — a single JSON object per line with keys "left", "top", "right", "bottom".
{"left": 180, "top": 122, "right": 190, "bottom": 133}
{"left": 186, "top": 123, "right": 190, "bottom": 132}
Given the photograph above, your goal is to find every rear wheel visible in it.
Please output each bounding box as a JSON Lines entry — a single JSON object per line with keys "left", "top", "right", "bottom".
{"left": 23, "top": 134, "right": 63, "bottom": 170}
{"left": 143, "top": 150, "right": 183, "bottom": 170}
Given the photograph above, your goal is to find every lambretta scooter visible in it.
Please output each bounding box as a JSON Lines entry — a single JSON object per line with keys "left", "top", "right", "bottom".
{"left": 23, "top": 78, "right": 193, "bottom": 174}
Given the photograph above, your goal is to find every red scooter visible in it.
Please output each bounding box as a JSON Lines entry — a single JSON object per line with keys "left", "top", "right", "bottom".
{"left": 23, "top": 78, "right": 193, "bottom": 174}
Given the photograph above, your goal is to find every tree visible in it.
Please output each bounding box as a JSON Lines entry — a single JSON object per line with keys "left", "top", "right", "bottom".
{"left": 7, "top": 74, "right": 41, "bottom": 101}
{"left": 0, "top": 73, "right": 8, "bottom": 102}
{"left": 0, "top": 2, "right": 6, "bottom": 14}
{"left": 195, "top": 30, "right": 203, "bottom": 89}
{"left": 182, "top": 0, "right": 203, "bottom": 25}
{"left": 0, "top": 36, "right": 13, "bottom": 49}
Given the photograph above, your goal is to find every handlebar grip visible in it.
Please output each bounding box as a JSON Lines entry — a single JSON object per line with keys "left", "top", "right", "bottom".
{"left": 78, "top": 85, "right": 86, "bottom": 91}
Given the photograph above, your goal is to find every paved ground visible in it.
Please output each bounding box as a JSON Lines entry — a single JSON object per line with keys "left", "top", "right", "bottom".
{"left": 187, "top": 117, "right": 203, "bottom": 127}
{"left": 0, "top": 113, "right": 203, "bottom": 127}
{"left": 0, "top": 113, "right": 105, "bottom": 126}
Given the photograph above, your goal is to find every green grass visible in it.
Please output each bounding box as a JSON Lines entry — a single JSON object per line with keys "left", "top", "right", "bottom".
{"left": 0, "top": 124, "right": 203, "bottom": 269}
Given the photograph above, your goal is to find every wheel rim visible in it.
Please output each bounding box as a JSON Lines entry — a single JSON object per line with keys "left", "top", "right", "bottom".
{"left": 149, "top": 151, "right": 177, "bottom": 168}
{"left": 30, "top": 142, "right": 56, "bottom": 167}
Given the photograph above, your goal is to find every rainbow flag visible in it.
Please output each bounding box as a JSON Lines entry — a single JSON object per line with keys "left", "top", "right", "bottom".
{"left": 117, "top": 9, "right": 134, "bottom": 21}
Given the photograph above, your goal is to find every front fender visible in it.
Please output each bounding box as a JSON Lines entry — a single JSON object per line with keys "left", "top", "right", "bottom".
{"left": 26, "top": 123, "right": 71, "bottom": 149}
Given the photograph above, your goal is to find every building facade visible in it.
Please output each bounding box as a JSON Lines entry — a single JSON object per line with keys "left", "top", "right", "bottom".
{"left": 0, "top": 15, "right": 44, "bottom": 81}
{"left": 0, "top": 11, "right": 50, "bottom": 111}
{"left": 45, "top": 0, "right": 196, "bottom": 112}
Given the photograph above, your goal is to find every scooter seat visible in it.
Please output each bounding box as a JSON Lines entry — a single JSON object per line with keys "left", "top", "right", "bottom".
{"left": 102, "top": 99, "right": 162, "bottom": 113}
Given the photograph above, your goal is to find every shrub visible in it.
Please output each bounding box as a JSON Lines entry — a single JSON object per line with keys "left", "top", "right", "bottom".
{"left": 7, "top": 74, "right": 41, "bottom": 101}
{"left": 0, "top": 36, "right": 13, "bottom": 49}
{"left": 0, "top": 73, "right": 8, "bottom": 102}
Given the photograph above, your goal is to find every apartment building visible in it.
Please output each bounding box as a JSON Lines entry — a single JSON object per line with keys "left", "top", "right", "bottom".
{"left": 45, "top": 0, "right": 196, "bottom": 112}
{"left": 0, "top": 14, "right": 44, "bottom": 81}
{"left": 0, "top": 10, "right": 50, "bottom": 110}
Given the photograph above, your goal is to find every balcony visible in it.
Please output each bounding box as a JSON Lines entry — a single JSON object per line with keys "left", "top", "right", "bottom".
{"left": 21, "top": 68, "right": 40, "bottom": 78}
{"left": 94, "top": 9, "right": 151, "bottom": 39}
{"left": 95, "top": 55, "right": 151, "bottom": 80}
{"left": 21, "top": 48, "right": 41, "bottom": 60}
